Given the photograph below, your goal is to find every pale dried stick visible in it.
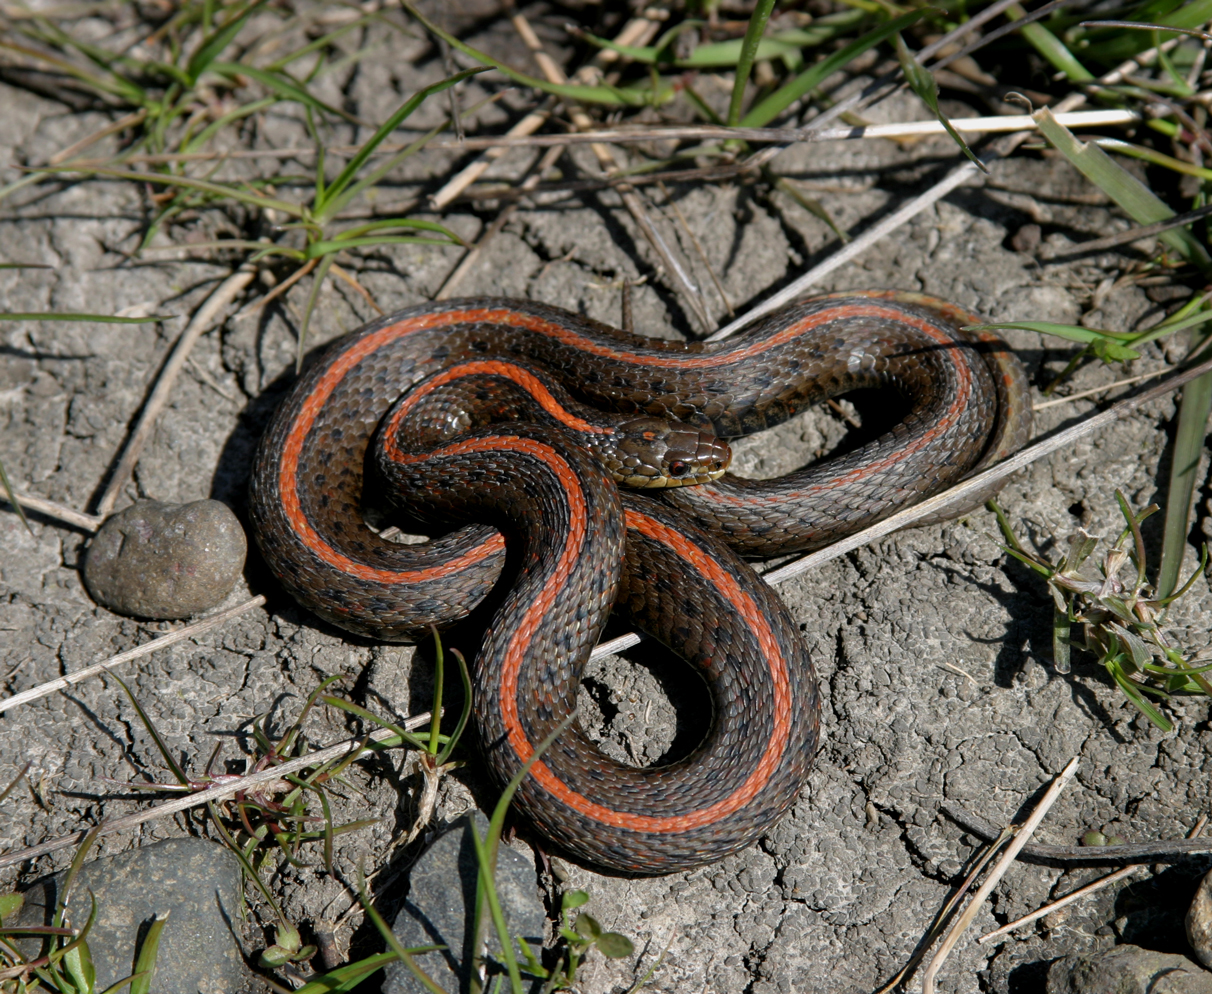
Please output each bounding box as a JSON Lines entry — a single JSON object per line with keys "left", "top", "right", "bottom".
{"left": 874, "top": 823, "right": 1015, "bottom": 994}
{"left": 1, "top": 489, "right": 102, "bottom": 532}
{"left": 976, "top": 812, "right": 1208, "bottom": 942}
{"left": 420, "top": 109, "right": 1139, "bottom": 150}
{"left": 589, "top": 350, "right": 1212, "bottom": 659}
{"left": 510, "top": 11, "right": 713, "bottom": 333}
{"left": 330, "top": 261, "right": 383, "bottom": 315}
{"left": 95, "top": 265, "right": 256, "bottom": 516}
{"left": 72, "top": 108, "right": 1138, "bottom": 166}
{"left": 429, "top": 102, "right": 553, "bottom": 210}
{"left": 0, "top": 710, "right": 432, "bottom": 870}
{"left": 0, "top": 595, "right": 266, "bottom": 715}
{"left": 976, "top": 865, "right": 1142, "bottom": 944}
{"left": 921, "top": 756, "right": 1081, "bottom": 994}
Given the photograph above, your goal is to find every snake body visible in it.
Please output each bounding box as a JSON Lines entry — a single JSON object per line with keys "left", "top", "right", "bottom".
{"left": 248, "top": 291, "right": 1030, "bottom": 873}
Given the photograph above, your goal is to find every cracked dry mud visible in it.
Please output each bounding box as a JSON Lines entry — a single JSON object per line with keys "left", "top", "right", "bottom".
{"left": 3, "top": 9, "right": 1212, "bottom": 994}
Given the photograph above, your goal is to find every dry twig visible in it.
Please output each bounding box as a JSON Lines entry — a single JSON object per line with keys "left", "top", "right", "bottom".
{"left": 0, "top": 596, "right": 266, "bottom": 714}
{"left": 921, "top": 757, "right": 1080, "bottom": 993}
{"left": 95, "top": 265, "right": 256, "bottom": 517}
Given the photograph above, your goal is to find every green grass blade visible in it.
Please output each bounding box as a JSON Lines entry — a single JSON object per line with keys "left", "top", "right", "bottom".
{"left": 183, "top": 96, "right": 276, "bottom": 154}
{"left": 435, "top": 647, "right": 472, "bottom": 766}
{"left": 127, "top": 912, "right": 167, "bottom": 994}
{"left": 741, "top": 9, "right": 927, "bottom": 128}
{"left": 1107, "top": 661, "right": 1172, "bottom": 731}
{"left": 328, "top": 217, "right": 465, "bottom": 241}
{"left": 208, "top": 63, "right": 358, "bottom": 124}
{"left": 1158, "top": 361, "right": 1212, "bottom": 598}
{"left": 1033, "top": 108, "right": 1212, "bottom": 271}
{"left": 321, "top": 120, "right": 450, "bottom": 220}
{"left": 1095, "top": 138, "right": 1212, "bottom": 183}
{"left": 206, "top": 801, "right": 286, "bottom": 921}
{"left": 355, "top": 870, "right": 447, "bottom": 994}
{"left": 470, "top": 824, "right": 525, "bottom": 994}
{"left": 49, "top": 165, "right": 304, "bottom": 216}
{"left": 1007, "top": 3, "right": 1095, "bottom": 81}
{"left": 54, "top": 827, "right": 100, "bottom": 929}
{"left": 304, "top": 235, "right": 461, "bottom": 258}
{"left": 314, "top": 66, "right": 485, "bottom": 219}
{"left": 0, "top": 37, "right": 145, "bottom": 103}
{"left": 186, "top": 0, "right": 267, "bottom": 83}
{"left": 319, "top": 696, "right": 429, "bottom": 750}
{"left": 111, "top": 674, "right": 191, "bottom": 786}
{"left": 966, "top": 319, "right": 1141, "bottom": 359}
{"left": 291, "top": 951, "right": 401, "bottom": 993}
{"left": 728, "top": 0, "right": 777, "bottom": 127}
{"left": 0, "top": 312, "right": 168, "bottom": 323}
{"left": 402, "top": 2, "right": 649, "bottom": 107}
{"left": 264, "top": 14, "right": 378, "bottom": 72}
{"left": 895, "top": 32, "right": 985, "bottom": 172}
{"left": 0, "top": 456, "right": 32, "bottom": 537}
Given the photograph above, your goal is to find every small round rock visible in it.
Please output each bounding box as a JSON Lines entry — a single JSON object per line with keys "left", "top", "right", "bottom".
{"left": 84, "top": 499, "right": 247, "bottom": 619}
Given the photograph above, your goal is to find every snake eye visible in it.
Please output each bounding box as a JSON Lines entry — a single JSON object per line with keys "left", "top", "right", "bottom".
{"left": 668, "top": 460, "right": 689, "bottom": 477}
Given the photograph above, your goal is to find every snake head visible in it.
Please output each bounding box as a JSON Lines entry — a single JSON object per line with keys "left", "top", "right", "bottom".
{"left": 609, "top": 418, "right": 731, "bottom": 489}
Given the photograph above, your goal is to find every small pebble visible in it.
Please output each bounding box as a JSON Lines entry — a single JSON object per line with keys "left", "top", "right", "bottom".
{"left": 83, "top": 499, "right": 246, "bottom": 619}
{"left": 15, "top": 838, "right": 253, "bottom": 994}
{"left": 1048, "top": 943, "right": 1212, "bottom": 993}
{"left": 1010, "top": 223, "right": 1042, "bottom": 253}
{"left": 1188, "top": 867, "right": 1212, "bottom": 969}
{"left": 383, "top": 811, "right": 546, "bottom": 994}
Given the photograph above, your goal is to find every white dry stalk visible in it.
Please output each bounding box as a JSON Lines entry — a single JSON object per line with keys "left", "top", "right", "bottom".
{"left": 975, "top": 865, "right": 1142, "bottom": 943}
{"left": 3, "top": 489, "right": 102, "bottom": 531}
{"left": 921, "top": 756, "right": 1080, "bottom": 994}
{"left": 0, "top": 710, "right": 433, "bottom": 870}
{"left": 100, "top": 108, "right": 1140, "bottom": 164}
{"left": 0, "top": 595, "right": 266, "bottom": 714}
{"left": 977, "top": 812, "right": 1209, "bottom": 942}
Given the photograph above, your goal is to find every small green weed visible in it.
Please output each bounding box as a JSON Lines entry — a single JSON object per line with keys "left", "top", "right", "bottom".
{"left": 0, "top": 831, "right": 165, "bottom": 993}
{"left": 520, "top": 889, "right": 635, "bottom": 993}
{"left": 992, "top": 492, "right": 1212, "bottom": 732}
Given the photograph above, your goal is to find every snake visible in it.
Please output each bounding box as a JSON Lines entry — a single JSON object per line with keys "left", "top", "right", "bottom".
{"left": 248, "top": 290, "right": 1031, "bottom": 874}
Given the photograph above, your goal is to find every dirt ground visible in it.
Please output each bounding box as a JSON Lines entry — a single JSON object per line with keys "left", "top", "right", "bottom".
{"left": 2, "top": 4, "right": 1212, "bottom": 993}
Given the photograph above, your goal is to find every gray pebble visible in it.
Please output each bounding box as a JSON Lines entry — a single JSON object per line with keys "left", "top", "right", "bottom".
{"left": 84, "top": 499, "right": 246, "bottom": 618}
{"left": 15, "top": 838, "right": 255, "bottom": 994}
{"left": 1048, "top": 943, "right": 1212, "bottom": 993}
{"left": 1188, "top": 868, "right": 1212, "bottom": 969}
{"left": 383, "top": 812, "right": 546, "bottom": 994}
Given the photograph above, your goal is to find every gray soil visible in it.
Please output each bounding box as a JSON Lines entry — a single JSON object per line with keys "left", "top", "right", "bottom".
{"left": 2, "top": 5, "right": 1211, "bottom": 993}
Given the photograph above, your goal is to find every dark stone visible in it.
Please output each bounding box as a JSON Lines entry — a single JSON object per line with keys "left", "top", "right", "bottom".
{"left": 383, "top": 812, "right": 546, "bottom": 994}
{"left": 16, "top": 838, "right": 254, "bottom": 994}
{"left": 1047, "top": 944, "right": 1212, "bottom": 993}
{"left": 83, "top": 499, "right": 247, "bottom": 618}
